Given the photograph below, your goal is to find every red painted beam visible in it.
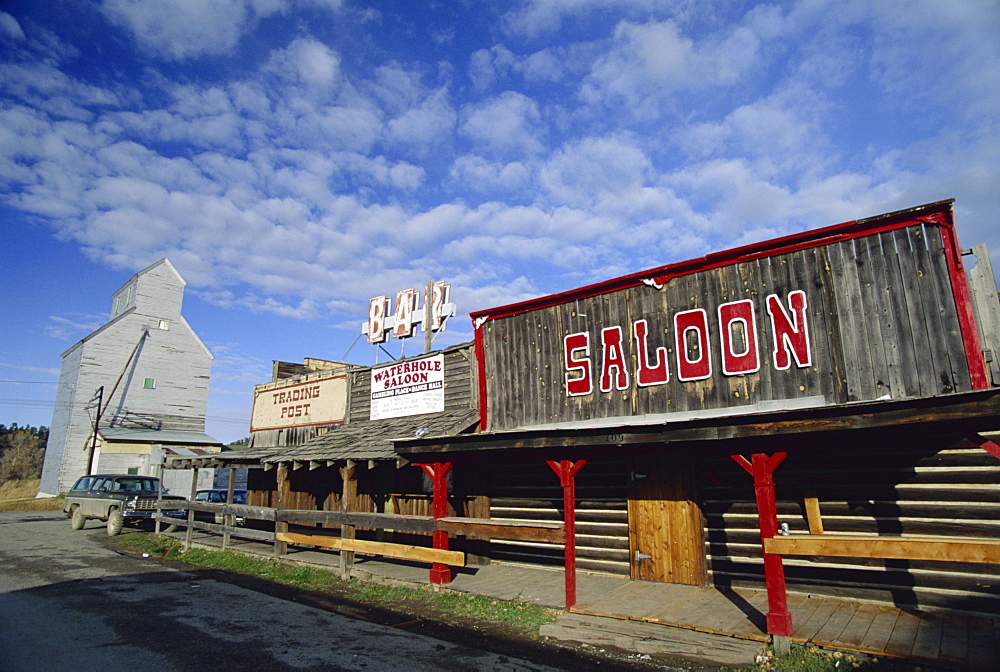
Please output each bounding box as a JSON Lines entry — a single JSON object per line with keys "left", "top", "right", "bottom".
{"left": 547, "top": 459, "right": 587, "bottom": 610}
{"left": 969, "top": 434, "right": 1000, "bottom": 461}
{"left": 732, "top": 451, "right": 793, "bottom": 637}
{"left": 417, "top": 462, "right": 454, "bottom": 584}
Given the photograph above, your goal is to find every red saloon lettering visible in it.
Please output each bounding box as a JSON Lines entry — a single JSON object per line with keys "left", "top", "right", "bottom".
{"left": 564, "top": 291, "right": 810, "bottom": 396}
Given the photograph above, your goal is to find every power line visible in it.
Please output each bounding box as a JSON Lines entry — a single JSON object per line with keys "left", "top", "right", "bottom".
{"left": 0, "top": 380, "right": 58, "bottom": 385}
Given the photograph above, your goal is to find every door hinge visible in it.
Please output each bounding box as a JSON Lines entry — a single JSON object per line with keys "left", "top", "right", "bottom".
{"left": 634, "top": 550, "right": 652, "bottom": 561}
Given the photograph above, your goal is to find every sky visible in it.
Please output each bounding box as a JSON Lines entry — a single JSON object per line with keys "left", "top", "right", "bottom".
{"left": 1, "top": 0, "right": 998, "bottom": 445}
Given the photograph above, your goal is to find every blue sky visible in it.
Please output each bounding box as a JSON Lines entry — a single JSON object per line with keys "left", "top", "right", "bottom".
{"left": 2, "top": 0, "right": 998, "bottom": 444}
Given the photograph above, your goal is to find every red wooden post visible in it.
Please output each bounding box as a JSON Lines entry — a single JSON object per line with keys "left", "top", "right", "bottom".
{"left": 732, "top": 451, "right": 793, "bottom": 638}
{"left": 547, "top": 459, "right": 587, "bottom": 611}
{"left": 417, "top": 462, "right": 454, "bottom": 584}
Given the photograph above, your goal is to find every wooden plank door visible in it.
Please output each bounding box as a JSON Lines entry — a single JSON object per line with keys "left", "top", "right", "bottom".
{"left": 628, "top": 453, "right": 706, "bottom": 585}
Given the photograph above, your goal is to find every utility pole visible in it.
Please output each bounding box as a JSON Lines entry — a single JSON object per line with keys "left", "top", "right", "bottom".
{"left": 87, "top": 387, "right": 103, "bottom": 473}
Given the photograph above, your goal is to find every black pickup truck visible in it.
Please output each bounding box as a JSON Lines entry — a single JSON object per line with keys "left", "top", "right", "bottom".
{"left": 63, "top": 474, "right": 187, "bottom": 536}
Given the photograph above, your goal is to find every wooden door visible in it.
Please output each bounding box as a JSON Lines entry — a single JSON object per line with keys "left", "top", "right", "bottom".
{"left": 627, "top": 453, "right": 706, "bottom": 585}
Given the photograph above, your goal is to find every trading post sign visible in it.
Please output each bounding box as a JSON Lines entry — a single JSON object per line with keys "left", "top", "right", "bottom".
{"left": 251, "top": 375, "right": 348, "bottom": 431}
{"left": 472, "top": 201, "right": 989, "bottom": 432}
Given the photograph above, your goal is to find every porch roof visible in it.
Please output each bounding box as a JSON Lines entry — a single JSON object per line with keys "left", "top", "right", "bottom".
{"left": 262, "top": 408, "right": 481, "bottom": 465}
{"left": 393, "top": 388, "right": 1000, "bottom": 455}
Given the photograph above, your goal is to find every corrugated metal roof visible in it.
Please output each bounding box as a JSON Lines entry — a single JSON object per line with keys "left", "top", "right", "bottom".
{"left": 262, "top": 408, "right": 480, "bottom": 464}
{"left": 98, "top": 428, "right": 223, "bottom": 446}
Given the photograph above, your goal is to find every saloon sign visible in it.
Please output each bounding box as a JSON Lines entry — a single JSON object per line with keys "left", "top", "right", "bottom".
{"left": 563, "top": 290, "right": 810, "bottom": 397}
{"left": 370, "top": 354, "right": 445, "bottom": 420}
{"left": 472, "top": 201, "right": 986, "bottom": 432}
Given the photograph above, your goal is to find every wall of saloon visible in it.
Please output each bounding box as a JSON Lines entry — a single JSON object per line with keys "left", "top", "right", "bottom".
{"left": 484, "top": 456, "right": 631, "bottom": 575}
{"left": 704, "top": 434, "right": 1000, "bottom": 615}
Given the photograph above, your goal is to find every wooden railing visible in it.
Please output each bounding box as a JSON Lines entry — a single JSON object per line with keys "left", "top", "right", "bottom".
{"left": 154, "top": 501, "right": 564, "bottom": 569}
{"left": 765, "top": 489, "right": 1000, "bottom": 564}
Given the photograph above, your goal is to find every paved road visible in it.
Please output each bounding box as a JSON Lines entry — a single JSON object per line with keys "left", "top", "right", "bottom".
{"left": 0, "top": 510, "right": 559, "bottom": 671}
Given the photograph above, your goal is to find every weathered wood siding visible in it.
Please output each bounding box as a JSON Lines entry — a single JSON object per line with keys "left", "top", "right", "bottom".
{"left": 968, "top": 244, "right": 1000, "bottom": 385}
{"left": 704, "top": 437, "right": 1000, "bottom": 614}
{"left": 486, "top": 457, "right": 630, "bottom": 575}
{"left": 480, "top": 220, "right": 976, "bottom": 432}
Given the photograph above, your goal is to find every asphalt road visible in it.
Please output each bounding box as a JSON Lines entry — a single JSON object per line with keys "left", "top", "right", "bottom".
{"left": 0, "top": 510, "right": 560, "bottom": 671}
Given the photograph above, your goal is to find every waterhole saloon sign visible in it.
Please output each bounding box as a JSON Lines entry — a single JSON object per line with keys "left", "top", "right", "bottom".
{"left": 370, "top": 354, "right": 445, "bottom": 420}
{"left": 472, "top": 200, "right": 988, "bottom": 432}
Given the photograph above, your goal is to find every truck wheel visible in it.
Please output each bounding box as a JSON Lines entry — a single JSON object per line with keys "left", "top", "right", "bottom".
{"left": 70, "top": 507, "right": 86, "bottom": 530}
{"left": 107, "top": 510, "right": 124, "bottom": 536}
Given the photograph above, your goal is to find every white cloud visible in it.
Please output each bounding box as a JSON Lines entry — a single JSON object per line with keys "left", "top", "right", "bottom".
{"left": 100, "top": 0, "right": 257, "bottom": 61}
{"left": 388, "top": 89, "right": 456, "bottom": 151}
{"left": 45, "top": 313, "right": 106, "bottom": 342}
{"left": 581, "top": 18, "right": 763, "bottom": 117}
{"left": 0, "top": 12, "right": 25, "bottom": 41}
{"left": 538, "top": 135, "right": 652, "bottom": 207}
{"left": 503, "top": 0, "right": 672, "bottom": 38}
{"left": 459, "top": 91, "right": 545, "bottom": 157}
{"left": 449, "top": 155, "right": 531, "bottom": 193}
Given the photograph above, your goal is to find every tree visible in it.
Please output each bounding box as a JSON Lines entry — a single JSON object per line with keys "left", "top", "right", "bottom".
{"left": 0, "top": 425, "right": 48, "bottom": 481}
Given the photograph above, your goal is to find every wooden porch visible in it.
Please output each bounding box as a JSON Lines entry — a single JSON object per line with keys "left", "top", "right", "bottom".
{"left": 572, "top": 580, "right": 1000, "bottom": 669}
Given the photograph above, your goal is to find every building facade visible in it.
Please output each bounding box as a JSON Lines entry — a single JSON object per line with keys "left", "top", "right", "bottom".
{"left": 38, "top": 259, "right": 220, "bottom": 496}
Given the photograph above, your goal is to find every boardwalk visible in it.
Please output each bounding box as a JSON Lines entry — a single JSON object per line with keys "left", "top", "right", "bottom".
{"left": 573, "top": 582, "right": 1000, "bottom": 670}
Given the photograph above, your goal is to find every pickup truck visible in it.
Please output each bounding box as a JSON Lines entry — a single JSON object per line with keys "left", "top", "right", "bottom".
{"left": 63, "top": 474, "right": 187, "bottom": 536}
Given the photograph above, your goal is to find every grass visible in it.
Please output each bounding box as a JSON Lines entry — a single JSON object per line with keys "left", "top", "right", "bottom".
{"left": 0, "top": 479, "right": 63, "bottom": 511}
{"left": 113, "top": 531, "right": 558, "bottom": 636}
{"left": 748, "top": 645, "right": 861, "bottom": 671}
{"left": 745, "top": 643, "right": 913, "bottom": 672}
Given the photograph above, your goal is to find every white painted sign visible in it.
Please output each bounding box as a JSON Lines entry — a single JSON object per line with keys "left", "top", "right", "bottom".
{"left": 251, "top": 375, "right": 348, "bottom": 431}
{"left": 370, "top": 354, "right": 445, "bottom": 420}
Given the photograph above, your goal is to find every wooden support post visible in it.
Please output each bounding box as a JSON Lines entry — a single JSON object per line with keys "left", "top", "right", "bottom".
{"left": 547, "top": 459, "right": 587, "bottom": 611}
{"left": 274, "top": 463, "right": 289, "bottom": 558}
{"left": 223, "top": 467, "right": 236, "bottom": 550}
{"left": 339, "top": 462, "right": 357, "bottom": 579}
{"left": 155, "top": 458, "right": 164, "bottom": 534}
{"left": 417, "top": 462, "right": 454, "bottom": 584}
{"left": 184, "top": 466, "right": 199, "bottom": 550}
{"left": 803, "top": 489, "right": 824, "bottom": 535}
{"left": 732, "top": 452, "right": 793, "bottom": 647}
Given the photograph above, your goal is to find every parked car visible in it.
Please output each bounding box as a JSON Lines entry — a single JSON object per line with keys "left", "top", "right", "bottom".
{"left": 193, "top": 489, "right": 248, "bottom": 526}
{"left": 63, "top": 474, "right": 188, "bottom": 536}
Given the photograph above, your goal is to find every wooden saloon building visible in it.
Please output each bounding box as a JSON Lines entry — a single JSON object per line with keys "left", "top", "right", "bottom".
{"left": 168, "top": 200, "right": 1000, "bottom": 658}
{"left": 395, "top": 200, "right": 1000, "bottom": 641}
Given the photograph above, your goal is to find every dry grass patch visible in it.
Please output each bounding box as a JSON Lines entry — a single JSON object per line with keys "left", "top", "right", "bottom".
{"left": 0, "top": 479, "right": 63, "bottom": 511}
